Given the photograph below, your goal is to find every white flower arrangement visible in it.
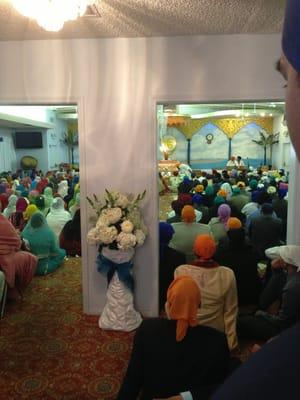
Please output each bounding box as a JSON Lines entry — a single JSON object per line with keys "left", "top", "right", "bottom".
{"left": 87, "top": 189, "right": 147, "bottom": 251}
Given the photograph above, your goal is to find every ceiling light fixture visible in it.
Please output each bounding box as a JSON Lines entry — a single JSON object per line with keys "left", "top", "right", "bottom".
{"left": 11, "top": 0, "right": 95, "bottom": 32}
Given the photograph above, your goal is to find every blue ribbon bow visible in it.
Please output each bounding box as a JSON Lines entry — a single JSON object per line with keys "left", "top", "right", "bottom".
{"left": 96, "top": 253, "right": 134, "bottom": 293}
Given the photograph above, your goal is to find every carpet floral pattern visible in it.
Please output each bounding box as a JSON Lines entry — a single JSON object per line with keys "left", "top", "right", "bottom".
{"left": 0, "top": 258, "right": 135, "bottom": 399}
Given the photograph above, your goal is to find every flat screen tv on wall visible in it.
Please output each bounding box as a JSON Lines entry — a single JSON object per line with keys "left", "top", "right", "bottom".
{"left": 15, "top": 132, "right": 43, "bottom": 149}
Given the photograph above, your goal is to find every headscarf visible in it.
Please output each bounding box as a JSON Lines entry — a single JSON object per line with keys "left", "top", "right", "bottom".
{"left": 3, "top": 194, "right": 18, "bottom": 218}
{"left": 218, "top": 204, "right": 231, "bottom": 227}
{"left": 24, "top": 204, "right": 38, "bottom": 220}
{"left": 29, "top": 211, "right": 46, "bottom": 229}
{"left": 44, "top": 186, "right": 54, "bottom": 209}
{"left": 16, "top": 197, "right": 28, "bottom": 212}
{"left": 193, "top": 234, "right": 216, "bottom": 260}
{"left": 192, "top": 194, "right": 203, "bottom": 205}
{"left": 227, "top": 217, "right": 242, "bottom": 230}
{"left": 57, "top": 180, "right": 69, "bottom": 198}
{"left": 280, "top": 245, "right": 300, "bottom": 271}
{"left": 0, "top": 193, "right": 9, "bottom": 211}
{"left": 232, "top": 187, "right": 241, "bottom": 195}
{"left": 35, "top": 195, "right": 45, "bottom": 211}
{"left": 166, "top": 276, "right": 201, "bottom": 342}
{"left": 214, "top": 195, "right": 225, "bottom": 206}
{"left": 249, "top": 179, "right": 258, "bottom": 190}
{"left": 282, "top": 0, "right": 300, "bottom": 74}
{"left": 266, "top": 245, "right": 300, "bottom": 272}
{"left": 205, "top": 185, "right": 214, "bottom": 196}
{"left": 194, "top": 184, "right": 204, "bottom": 193}
{"left": 159, "top": 222, "right": 175, "bottom": 244}
{"left": 221, "top": 182, "right": 233, "bottom": 199}
{"left": 51, "top": 197, "right": 65, "bottom": 212}
{"left": 181, "top": 205, "right": 195, "bottom": 223}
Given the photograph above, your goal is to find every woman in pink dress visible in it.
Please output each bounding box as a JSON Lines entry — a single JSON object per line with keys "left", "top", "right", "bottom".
{"left": 0, "top": 211, "right": 37, "bottom": 299}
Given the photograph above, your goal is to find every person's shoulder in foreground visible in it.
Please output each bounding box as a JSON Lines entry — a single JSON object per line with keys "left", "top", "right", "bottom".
{"left": 211, "top": 321, "right": 300, "bottom": 399}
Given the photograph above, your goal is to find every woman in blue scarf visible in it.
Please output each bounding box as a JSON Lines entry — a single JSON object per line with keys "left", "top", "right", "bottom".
{"left": 21, "top": 212, "right": 66, "bottom": 275}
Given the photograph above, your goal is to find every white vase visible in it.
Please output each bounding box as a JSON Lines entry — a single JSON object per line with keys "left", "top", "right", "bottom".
{"left": 98, "top": 247, "right": 142, "bottom": 332}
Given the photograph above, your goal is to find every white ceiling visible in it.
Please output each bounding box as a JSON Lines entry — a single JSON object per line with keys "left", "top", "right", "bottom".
{"left": 0, "top": 0, "right": 286, "bottom": 41}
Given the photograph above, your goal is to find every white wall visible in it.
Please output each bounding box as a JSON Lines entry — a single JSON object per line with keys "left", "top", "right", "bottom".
{"left": 0, "top": 34, "right": 289, "bottom": 316}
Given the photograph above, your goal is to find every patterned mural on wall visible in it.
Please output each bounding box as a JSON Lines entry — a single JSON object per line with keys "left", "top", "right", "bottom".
{"left": 159, "top": 117, "right": 276, "bottom": 169}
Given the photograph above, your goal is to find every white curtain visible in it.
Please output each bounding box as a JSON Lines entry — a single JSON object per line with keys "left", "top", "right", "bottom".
{"left": 0, "top": 134, "right": 17, "bottom": 171}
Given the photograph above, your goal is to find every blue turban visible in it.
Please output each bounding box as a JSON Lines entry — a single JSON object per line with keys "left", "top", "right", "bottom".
{"left": 159, "top": 222, "right": 175, "bottom": 244}
{"left": 282, "top": 0, "right": 300, "bottom": 73}
{"left": 192, "top": 194, "right": 203, "bottom": 205}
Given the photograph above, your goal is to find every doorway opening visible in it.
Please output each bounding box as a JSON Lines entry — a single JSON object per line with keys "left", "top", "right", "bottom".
{"left": 157, "top": 100, "right": 289, "bottom": 311}
{"left": 0, "top": 103, "right": 82, "bottom": 273}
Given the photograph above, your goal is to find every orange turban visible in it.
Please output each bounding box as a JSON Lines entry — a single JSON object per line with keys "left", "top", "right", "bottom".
{"left": 237, "top": 181, "right": 246, "bottom": 188}
{"left": 167, "top": 276, "right": 201, "bottom": 342}
{"left": 227, "top": 217, "right": 242, "bottom": 230}
{"left": 193, "top": 234, "right": 216, "bottom": 259}
{"left": 217, "top": 189, "right": 227, "bottom": 198}
{"left": 181, "top": 205, "right": 196, "bottom": 223}
{"left": 195, "top": 184, "right": 204, "bottom": 193}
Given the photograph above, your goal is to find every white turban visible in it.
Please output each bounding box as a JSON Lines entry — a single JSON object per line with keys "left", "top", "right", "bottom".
{"left": 265, "top": 245, "right": 300, "bottom": 271}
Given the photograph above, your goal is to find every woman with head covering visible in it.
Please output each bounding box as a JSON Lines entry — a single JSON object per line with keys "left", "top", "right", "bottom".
{"left": 69, "top": 192, "right": 80, "bottom": 217}
{"left": 8, "top": 197, "right": 28, "bottom": 232}
{"left": 159, "top": 222, "right": 186, "bottom": 312}
{"left": 43, "top": 186, "right": 54, "bottom": 211}
{"left": 169, "top": 205, "right": 212, "bottom": 263}
{"left": 46, "top": 197, "right": 72, "bottom": 239}
{"left": 3, "top": 194, "right": 18, "bottom": 219}
{"left": 208, "top": 204, "right": 232, "bottom": 252}
{"left": 0, "top": 208, "right": 37, "bottom": 299}
{"left": 0, "top": 193, "right": 9, "bottom": 212}
{"left": 21, "top": 212, "right": 66, "bottom": 275}
{"left": 175, "top": 234, "right": 238, "bottom": 351}
{"left": 24, "top": 204, "right": 38, "bottom": 222}
{"left": 59, "top": 209, "right": 82, "bottom": 257}
{"left": 117, "top": 276, "right": 230, "bottom": 400}
{"left": 34, "top": 195, "right": 47, "bottom": 216}
{"left": 57, "top": 180, "right": 69, "bottom": 199}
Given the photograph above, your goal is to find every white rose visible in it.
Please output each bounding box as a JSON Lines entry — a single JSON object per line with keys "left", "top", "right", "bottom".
{"left": 101, "top": 207, "right": 122, "bottom": 224}
{"left": 98, "top": 226, "right": 118, "bottom": 245}
{"left": 135, "top": 229, "right": 146, "bottom": 247}
{"left": 121, "top": 220, "right": 134, "bottom": 233}
{"left": 117, "top": 232, "right": 137, "bottom": 250}
{"left": 87, "top": 227, "right": 101, "bottom": 245}
{"left": 96, "top": 214, "right": 110, "bottom": 227}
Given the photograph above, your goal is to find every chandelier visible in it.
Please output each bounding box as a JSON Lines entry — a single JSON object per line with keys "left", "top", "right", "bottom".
{"left": 11, "top": 0, "right": 95, "bottom": 32}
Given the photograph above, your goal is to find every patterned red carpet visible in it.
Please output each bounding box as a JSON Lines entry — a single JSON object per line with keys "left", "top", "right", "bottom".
{"left": 0, "top": 258, "right": 134, "bottom": 400}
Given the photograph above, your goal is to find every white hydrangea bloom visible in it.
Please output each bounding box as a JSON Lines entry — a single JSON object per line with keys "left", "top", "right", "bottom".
{"left": 98, "top": 226, "right": 118, "bottom": 245}
{"left": 101, "top": 207, "right": 122, "bottom": 224}
{"left": 117, "top": 232, "right": 137, "bottom": 250}
{"left": 96, "top": 215, "right": 110, "bottom": 227}
{"left": 121, "top": 220, "right": 134, "bottom": 234}
{"left": 135, "top": 229, "right": 146, "bottom": 247}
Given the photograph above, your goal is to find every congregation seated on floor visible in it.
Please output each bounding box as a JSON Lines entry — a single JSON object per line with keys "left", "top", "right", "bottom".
{"left": 0, "top": 167, "right": 81, "bottom": 300}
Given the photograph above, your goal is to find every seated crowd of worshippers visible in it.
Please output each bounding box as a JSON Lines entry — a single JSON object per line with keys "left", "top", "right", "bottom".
{"left": 0, "top": 168, "right": 81, "bottom": 301}
{"left": 117, "top": 165, "right": 295, "bottom": 399}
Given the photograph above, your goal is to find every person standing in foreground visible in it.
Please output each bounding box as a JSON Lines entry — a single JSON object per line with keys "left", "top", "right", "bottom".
{"left": 211, "top": 1, "right": 300, "bottom": 399}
